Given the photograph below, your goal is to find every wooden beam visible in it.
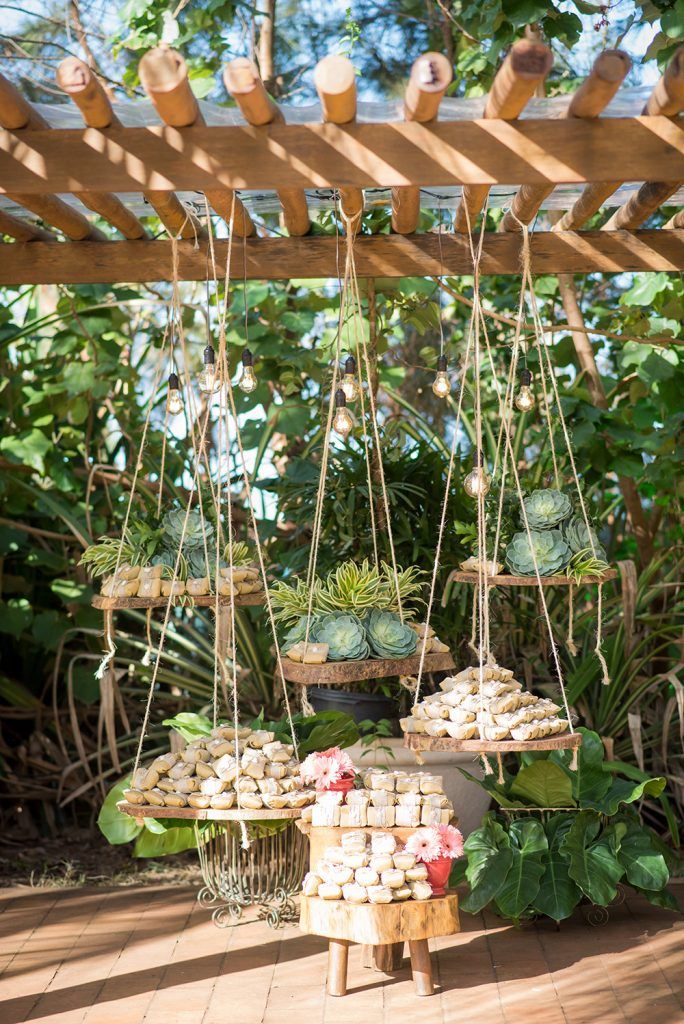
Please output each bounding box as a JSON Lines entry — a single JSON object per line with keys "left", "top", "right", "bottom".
{"left": 554, "top": 46, "right": 684, "bottom": 231}
{"left": 664, "top": 209, "right": 684, "bottom": 228}
{"left": 314, "top": 55, "right": 363, "bottom": 233}
{"left": 454, "top": 38, "right": 553, "bottom": 233}
{"left": 500, "top": 50, "right": 630, "bottom": 232}
{"left": 223, "top": 57, "right": 310, "bottom": 236}
{"left": 603, "top": 180, "right": 683, "bottom": 229}
{"left": 139, "top": 46, "right": 254, "bottom": 236}
{"left": 57, "top": 57, "right": 202, "bottom": 241}
{"left": 0, "top": 207, "right": 56, "bottom": 241}
{"left": 391, "top": 52, "right": 452, "bottom": 235}
{"left": 0, "top": 230, "right": 681, "bottom": 285}
{"left": 0, "top": 118, "right": 681, "bottom": 194}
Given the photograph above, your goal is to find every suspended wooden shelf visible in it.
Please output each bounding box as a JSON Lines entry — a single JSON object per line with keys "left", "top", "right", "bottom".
{"left": 281, "top": 651, "right": 455, "bottom": 685}
{"left": 404, "top": 732, "right": 581, "bottom": 754}
{"left": 451, "top": 569, "right": 617, "bottom": 587}
{"left": 92, "top": 592, "right": 263, "bottom": 610}
{"left": 117, "top": 801, "right": 303, "bottom": 822}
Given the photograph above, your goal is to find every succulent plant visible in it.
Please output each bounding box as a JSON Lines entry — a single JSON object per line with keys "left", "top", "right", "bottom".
{"left": 562, "top": 515, "right": 606, "bottom": 560}
{"left": 505, "top": 528, "right": 571, "bottom": 577}
{"left": 316, "top": 559, "right": 385, "bottom": 615}
{"left": 365, "top": 608, "right": 418, "bottom": 660}
{"left": 161, "top": 507, "right": 214, "bottom": 552}
{"left": 522, "top": 489, "right": 572, "bottom": 530}
{"left": 281, "top": 615, "right": 310, "bottom": 652}
{"left": 311, "top": 612, "right": 370, "bottom": 661}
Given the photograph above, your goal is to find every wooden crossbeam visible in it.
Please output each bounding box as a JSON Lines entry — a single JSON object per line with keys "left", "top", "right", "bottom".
{"left": 1, "top": 230, "right": 681, "bottom": 285}
{"left": 1, "top": 118, "right": 681, "bottom": 196}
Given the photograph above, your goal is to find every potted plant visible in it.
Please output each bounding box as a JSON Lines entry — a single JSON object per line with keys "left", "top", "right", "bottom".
{"left": 300, "top": 746, "right": 357, "bottom": 793}
{"left": 405, "top": 824, "right": 465, "bottom": 896}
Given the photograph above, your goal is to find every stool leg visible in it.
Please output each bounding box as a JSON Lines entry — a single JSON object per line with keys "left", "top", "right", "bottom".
{"left": 408, "top": 939, "right": 434, "bottom": 997}
{"left": 373, "top": 942, "right": 404, "bottom": 973}
{"left": 328, "top": 939, "right": 349, "bottom": 997}
{"left": 361, "top": 944, "right": 374, "bottom": 969}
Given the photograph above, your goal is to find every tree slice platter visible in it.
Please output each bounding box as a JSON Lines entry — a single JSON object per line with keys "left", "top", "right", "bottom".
{"left": 451, "top": 569, "right": 617, "bottom": 587}
{"left": 93, "top": 592, "right": 263, "bottom": 610}
{"left": 300, "top": 892, "right": 459, "bottom": 945}
{"left": 404, "top": 732, "right": 581, "bottom": 754}
{"left": 116, "top": 801, "right": 303, "bottom": 821}
{"left": 280, "top": 652, "right": 455, "bottom": 685}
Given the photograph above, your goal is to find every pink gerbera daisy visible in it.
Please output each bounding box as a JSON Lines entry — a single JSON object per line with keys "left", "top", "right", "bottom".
{"left": 405, "top": 827, "right": 442, "bottom": 863}
{"left": 437, "top": 823, "right": 464, "bottom": 859}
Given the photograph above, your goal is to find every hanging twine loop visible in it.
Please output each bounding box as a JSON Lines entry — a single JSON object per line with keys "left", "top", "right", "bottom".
{"left": 567, "top": 583, "right": 578, "bottom": 657}
{"left": 569, "top": 743, "right": 579, "bottom": 771}
{"left": 496, "top": 752, "right": 505, "bottom": 786}
{"left": 481, "top": 753, "right": 494, "bottom": 776}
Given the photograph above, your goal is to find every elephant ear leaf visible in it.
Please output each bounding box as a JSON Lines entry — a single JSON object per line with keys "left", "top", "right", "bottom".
{"left": 552, "top": 729, "right": 611, "bottom": 804}
{"left": 533, "top": 813, "right": 581, "bottom": 922}
{"left": 494, "top": 818, "right": 547, "bottom": 922}
{"left": 617, "top": 822, "right": 669, "bottom": 892}
{"left": 461, "top": 814, "right": 513, "bottom": 914}
{"left": 587, "top": 775, "right": 666, "bottom": 816}
{"left": 510, "top": 760, "right": 575, "bottom": 808}
{"left": 98, "top": 776, "right": 142, "bottom": 845}
{"left": 561, "top": 811, "right": 626, "bottom": 906}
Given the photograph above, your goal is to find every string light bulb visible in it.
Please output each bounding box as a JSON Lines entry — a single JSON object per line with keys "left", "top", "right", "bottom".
{"left": 514, "top": 367, "right": 536, "bottom": 413}
{"left": 432, "top": 354, "right": 451, "bottom": 399}
{"left": 332, "top": 388, "right": 354, "bottom": 441}
{"left": 238, "top": 348, "right": 258, "bottom": 394}
{"left": 464, "top": 450, "right": 491, "bottom": 499}
{"left": 198, "top": 344, "right": 221, "bottom": 394}
{"left": 340, "top": 354, "right": 359, "bottom": 403}
{"left": 166, "top": 372, "right": 183, "bottom": 415}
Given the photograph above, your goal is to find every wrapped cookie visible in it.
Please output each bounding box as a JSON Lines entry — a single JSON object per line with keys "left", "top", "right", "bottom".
{"left": 410, "top": 880, "right": 433, "bottom": 900}
{"left": 318, "top": 883, "right": 342, "bottom": 900}
{"left": 393, "top": 850, "right": 416, "bottom": 871}
{"left": 371, "top": 832, "right": 397, "bottom": 855}
{"left": 366, "top": 885, "right": 393, "bottom": 905}
{"left": 355, "top": 867, "right": 379, "bottom": 887}
{"left": 381, "top": 868, "right": 405, "bottom": 889}
{"left": 342, "top": 883, "right": 368, "bottom": 904}
{"left": 302, "top": 872, "right": 321, "bottom": 896}
{"left": 341, "top": 830, "right": 367, "bottom": 855}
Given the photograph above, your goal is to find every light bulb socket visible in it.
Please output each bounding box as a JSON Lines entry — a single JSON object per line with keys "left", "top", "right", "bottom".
{"left": 335, "top": 388, "right": 347, "bottom": 409}
{"left": 344, "top": 354, "right": 356, "bottom": 375}
{"left": 437, "top": 354, "right": 447, "bottom": 373}
{"left": 242, "top": 347, "right": 253, "bottom": 367}
{"left": 203, "top": 344, "right": 215, "bottom": 366}
{"left": 520, "top": 368, "right": 532, "bottom": 386}
{"left": 168, "top": 372, "right": 180, "bottom": 390}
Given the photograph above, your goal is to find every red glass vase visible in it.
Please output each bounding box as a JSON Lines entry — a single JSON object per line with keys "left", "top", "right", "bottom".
{"left": 323, "top": 773, "right": 355, "bottom": 794}
{"left": 424, "top": 855, "right": 451, "bottom": 896}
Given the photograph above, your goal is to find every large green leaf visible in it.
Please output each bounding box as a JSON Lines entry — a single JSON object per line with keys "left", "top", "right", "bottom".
{"left": 633, "top": 887, "right": 680, "bottom": 912}
{"left": 533, "top": 813, "right": 581, "bottom": 922}
{"left": 162, "top": 712, "right": 212, "bottom": 742}
{"left": 617, "top": 821, "right": 669, "bottom": 892}
{"left": 552, "top": 729, "right": 611, "bottom": 805}
{"left": 509, "top": 761, "right": 575, "bottom": 808}
{"left": 97, "top": 776, "right": 142, "bottom": 845}
{"left": 561, "top": 811, "right": 626, "bottom": 906}
{"left": 588, "top": 776, "right": 666, "bottom": 816}
{"left": 494, "top": 818, "right": 547, "bottom": 921}
{"left": 461, "top": 814, "right": 513, "bottom": 914}
{"left": 133, "top": 825, "right": 198, "bottom": 857}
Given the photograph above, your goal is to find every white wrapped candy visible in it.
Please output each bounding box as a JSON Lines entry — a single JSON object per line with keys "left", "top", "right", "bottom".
{"left": 369, "top": 853, "right": 393, "bottom": 874}
{"left": 200, "top": 777, "right": 227, "bottom": 796}
{"left": 368, "top": 772, "right": 395, "bottom": 792}
{"left": 367, "top": 806, "right": 395, "bottom": 827}
{"left": 419, "top": 774, "right": 443, "bottom": 794}
{"left": 329, "top": 865, "right": 354, "bottom": 886}
{"left": 188, "top": 793, "right": 211, "bottom": 809}
{"left": 341, "top": 831, "right": 367, "bottom": 854}
{"left": 406, "top": 864, "right": 429, "bottom": 881}
{"left": 409, "top": 880, "right": 433, "bottom": 901}
{"left": 311, "top": 803, "right": 341, "bottom": 826}
{"left": 395, "top": 806, "right": 421, "bottom": 827}
{"left": 366, "top": 885, "right": 393, "bottom": 904}
{"left": 302, "top": 872, "right": 321, "bottom": 896}
{"left": 343, "top": 851, "right": 368, "bottom": 870}
{"left": 342, "top": 883, "right": 368, "bottom": 904}
{"left": 393, "top": 850, "right": 416, "bottom": 870}
{"left": 323, "top": 846, "right": 346, "bottom": 865}
{"left": 371, "top": 831, "right": 397, "bottom": 855}
{"left": 339, "top": 805, "right": 368, "bottom": 828}
{"left": 393, "top": 886, "right": 412, "bottom": 901}
{"left": 355, "top": 867, "right": 379, "bottom": 887}
{"left": 318, "top": 883, "right": 342, "bottom": 900}
{"left": 381, "top": 868, "right": 405, "bottom": 889}
{"left": 368, "top": 790, "right": 396, "bottom": 807}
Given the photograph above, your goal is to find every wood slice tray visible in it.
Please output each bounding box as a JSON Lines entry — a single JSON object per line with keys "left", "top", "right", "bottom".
{"left": 300, "top": 892, "right": 460, "bottom": 944}
{"left": 404, "top": 732, "right": 581, "bottom": 754}
{"left": 93, "top": 592, "right": 263, "bottom": 610}
{"left": 451, "top": 569, "right": 617, "bottom": 587}
{"left": 116, "top": 801, "right": 303, "bottom": 822}
{"left": 281, "top": 651, "right": 455, "bottom": 685}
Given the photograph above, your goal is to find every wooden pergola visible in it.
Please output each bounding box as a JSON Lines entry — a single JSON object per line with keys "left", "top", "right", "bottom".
{"left": 0, "top": 39, "right": 683, "bottom": 284}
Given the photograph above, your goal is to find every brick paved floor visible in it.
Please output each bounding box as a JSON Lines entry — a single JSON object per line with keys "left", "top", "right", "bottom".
{"left": 0, "top": 884, "right": 682, "bottom": 1024}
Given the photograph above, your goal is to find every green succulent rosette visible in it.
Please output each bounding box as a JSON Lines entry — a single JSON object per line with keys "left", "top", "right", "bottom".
{"left": 281, "top": 615, "right": 312, "bottom": 653}
{"left": 522, "top": 489, "right": 572, "bottom": 530}
{"left": 161, "top": 507, "right": 214, "bottom": 552}
{"left": 310, "top": 611, "right": 370, "bottom": 661}
{"left": 365, "top": 608, "right": 418, "bottom": 660}
{"left": 505, "top": 528, "right": 571, "bottom": 577}
{"left": 562, "top": 515, "right": 607, "bottom": 560}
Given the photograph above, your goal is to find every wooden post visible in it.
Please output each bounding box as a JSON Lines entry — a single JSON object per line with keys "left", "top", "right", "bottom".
{"left": 57, "top": 57, "right": 203, "bottom": 241}
{"left": 500, "top": 50, "right": 630, "bottom": 232}
{"left": 408, "top": 939, "right": 434, "bottom": 996}
{"left": 314, "top": 55, "right": 364, "bottom": 234}
{"left": 554, "top": 46, "right": 684, "bottom": 231}
{"left": 139, "top": 47, "right": 255, "bottom": 237}
{"left": 224, "top": 58, "right": 310, "bottom": 236}
{"left": 0, "top": 208, "right": 56, "bottom": 242}
{"left": 327, "top": 939, "right": 349, "bottom": 996}
{"left": 392, "top": 53, "right": 452, "bottom": 235}
{"left": 453, "top": 38, "right": 553, "bottom": 233}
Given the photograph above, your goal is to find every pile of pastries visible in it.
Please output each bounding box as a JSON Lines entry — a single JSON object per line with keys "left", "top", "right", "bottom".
{"left": 300, "top": 768, "right": 453, "bottom": 828}
{"left": 400, "top": 663, "right": 569, "bottom": 741}
{"left": 101, "top": 563, "right": 263, "bottom": 600}
{"left": 302, "top": 830, "right": 432, "bottom": 903}
{"left": 123, "top": 725, "right": 316, "bottom": 811}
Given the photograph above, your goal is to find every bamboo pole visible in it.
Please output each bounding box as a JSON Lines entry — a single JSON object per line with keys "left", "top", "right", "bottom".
{"left": 391, "top": 52, "right": 452, "bottom": 235}
{"left": 603, "top": 180, "right": 683, "bottom": 230}
{"left": 139, "top": 47, "right": 255, "bottom": 236}
{"left": 223, "top": 57, "right": 310, "bottom": 236}
{"left": 500, "top": 50, "right": 630, "bottom": 232}
{"left": 664, "top": 209, "right": 684, "bottom": 228}
{"left": 554, "top": 46, "right": 684, "bottom": 231}
{"left": 0, "top": 72, "right": 143, "bottom": 240}
{"left": 314, "top": 55, "right": 364, "bottom": 233}
{"left": 0, "top": 207, "right": 56, "bottom": 242}
{"left": 453, "top": 38, "right": 553, "bottom": 233}
{"left": 57, "top": 57, "right": 203, "bottom": 241}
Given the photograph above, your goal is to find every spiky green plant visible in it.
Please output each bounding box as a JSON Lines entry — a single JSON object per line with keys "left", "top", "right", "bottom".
{"left": 80, "top": 536, "right": 142, "bottom": 578}
{"left": 316, "top": 559, "right": 384, "bottom": 615}
{"left": 365, "top": 608, "right": 417, "bottom": 659}
{"left": 379, "top": 562, "right": 425, "bottom": 617}
{"left": 223, "top": 541, "right": 252, "bottom": 568}
{"left": 311, "top": 611, "right": 370, "bottom": 660}
{"left": 566, "top": 549, "right": 611, "bottom": 584}
{"left": 269, "top": 577, "right": 318, "bottom": 625}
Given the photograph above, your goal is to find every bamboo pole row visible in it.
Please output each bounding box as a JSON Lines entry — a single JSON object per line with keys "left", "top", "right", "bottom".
{"left": 314, "top": 55, "right": 364, "bottom": 234}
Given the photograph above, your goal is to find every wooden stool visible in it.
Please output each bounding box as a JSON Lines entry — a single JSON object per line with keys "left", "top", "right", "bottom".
{"left": 300, "top": 893, "right": 459, "bottom": 997}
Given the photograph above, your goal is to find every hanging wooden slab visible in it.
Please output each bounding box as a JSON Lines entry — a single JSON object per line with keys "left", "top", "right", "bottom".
{"left": 92, "top": 592, "right": 264, "bottom": 610}
{"left": 280, "top": 651, "right": 455, "bottom": 685}
{"left": 300, "top": 892, "right": 459, "bottom": 945}
{"left": 450, "top": 569, "right": 617, "bottom": 587}
{"left": 404, "top": 732, "right": 581, "bottom": 754}
{"left": 116, "top": 800, "right": 303, "bottom": 822}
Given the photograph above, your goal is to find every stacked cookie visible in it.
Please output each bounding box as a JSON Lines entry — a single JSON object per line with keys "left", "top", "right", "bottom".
{"left": 300, "top": 768, "right": 453, "bottom": 828}
{"left": 101, "top": 563, "right": 264, "bottom": 600}
{"left": 302, "top": 831, "right": 433, "bottom": 903}
{"left": 123, "top": 725, "right": 316, "bottom": 811}
{"left": 401, "top": 664, "right": 569, "bottom": 741}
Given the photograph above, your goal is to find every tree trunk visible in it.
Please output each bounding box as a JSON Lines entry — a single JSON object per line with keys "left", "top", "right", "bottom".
{"left": 257, "top": 0, "right": 276, "bottom": 95}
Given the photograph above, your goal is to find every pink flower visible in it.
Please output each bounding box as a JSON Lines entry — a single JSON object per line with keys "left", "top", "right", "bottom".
{"left": 406, "top": 827, "right": 442, "bottom": 863}
{"left": 299, "top": 747, "right": 356, "bottom": 790}
{"left": 437, "top": 824, "right": 464, "bottom": 859}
